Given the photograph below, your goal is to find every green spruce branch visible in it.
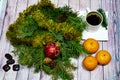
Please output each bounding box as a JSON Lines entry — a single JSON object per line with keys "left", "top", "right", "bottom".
{"left": 6, "top": 0, "right": 88, "bottom": 80}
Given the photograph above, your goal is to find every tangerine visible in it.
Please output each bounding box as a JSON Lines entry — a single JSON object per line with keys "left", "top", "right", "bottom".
{"left": 96, "top": 50, "right": 111, "bottom": 65}
{"left": 83, "top": 38, "right": 99, "bottom": 54}
{"left": 82, "top": 56, "right": 98, "bottom": 71}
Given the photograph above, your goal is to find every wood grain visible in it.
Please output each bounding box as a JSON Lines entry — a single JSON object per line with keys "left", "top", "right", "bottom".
{"left": 115, "top": 0, "right": 120, "bottom": 79}
{"left": 79, "top": 0, "right": 90, "bottom": 10}
{"left": 90, "top": 1, "right": 104, "bottom": 80}
{"left": 13, "top": 0, "right": 29, "bottom": 80}
{"left": 0, "top": 0, "right": 120, "bottom": 80}
{"left": 57, "top": 0, "right": 68, "bottom": 7}
{"left": 15, "top": 0, "right": 28, "bottom": 18}
{"left": 77, "top": 1, "right": 91, "bottom": 80}
{"left": 69, "top": 0, "right": 80, "bottom": 11}
{"left": 102, "top": 0, "right": 119, "bottom": 80}
{"left": 0, "top": 0, "right": 18, "bottom": 80}
{"left": 0, "top": 0, "right": 7, "bottom": 37}
{"left": 28, "top": 0, "right": 39, "bottom": 6}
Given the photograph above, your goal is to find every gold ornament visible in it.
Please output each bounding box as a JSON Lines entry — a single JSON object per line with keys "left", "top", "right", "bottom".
{"left": 43, "top": 57, "right": 52, "bottom": 64}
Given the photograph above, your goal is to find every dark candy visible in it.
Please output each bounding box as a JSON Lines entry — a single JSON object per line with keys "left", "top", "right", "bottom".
{"left": 7, "top": 59, "right": 15, "bottom": 65}
{"left": 13, "top": 64, "right": 20, "bottom": 71}
{"left": 3, "top": 64, "right": 11, "bottom": 72}
{"left": 5, "top": 53, "right": 13, "bottom": 60}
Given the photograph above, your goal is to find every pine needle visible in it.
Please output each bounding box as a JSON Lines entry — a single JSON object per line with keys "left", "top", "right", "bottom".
{"left": 6, "top": 0, "right": 88, "bottom": 80}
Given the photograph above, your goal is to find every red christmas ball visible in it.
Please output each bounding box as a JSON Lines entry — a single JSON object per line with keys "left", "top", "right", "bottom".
{"left": 44, "top": 42, "right": 60, "bottom": 59}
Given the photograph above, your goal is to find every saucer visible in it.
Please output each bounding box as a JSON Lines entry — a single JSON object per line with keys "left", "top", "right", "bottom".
{"left": 78, "top": 11, "right": 108, "bottom": 41}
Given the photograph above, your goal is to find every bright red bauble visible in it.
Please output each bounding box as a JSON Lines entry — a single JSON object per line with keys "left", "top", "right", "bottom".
{"left": 44, "top": 42, "right": 60, "bottom": 59}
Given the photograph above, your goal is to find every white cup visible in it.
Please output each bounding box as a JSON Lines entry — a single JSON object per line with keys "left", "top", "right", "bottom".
{"left": 85, "top": 11, "right": 103, "bottom": 32}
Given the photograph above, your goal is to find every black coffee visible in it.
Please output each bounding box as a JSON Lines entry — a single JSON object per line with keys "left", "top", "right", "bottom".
{"left": 87, "top": 15, "right": 101, "bottom": 25}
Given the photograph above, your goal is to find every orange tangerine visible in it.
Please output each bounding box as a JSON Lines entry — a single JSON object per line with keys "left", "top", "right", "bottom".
{"left": 82, "top": 56, "right": 98, "bottom": 71}
{"left": 83, "top": 38, "right": 99, "bottom": 54}
{"left": 96, "top": 50, "right": 111, "bottom": 65}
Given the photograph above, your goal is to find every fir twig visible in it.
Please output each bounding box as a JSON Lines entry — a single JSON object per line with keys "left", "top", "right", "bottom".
{"left": 6, "top": 0, "right": 88, "bottom": 80}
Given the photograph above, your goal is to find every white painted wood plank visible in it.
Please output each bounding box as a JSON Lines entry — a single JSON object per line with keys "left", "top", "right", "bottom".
{"left": 78, "top": 56, "right": 91, "bottom": 80}
{"left": 15, "top": 0, "right": 28, "bottom": 18}
{"left": 2, "top": 0, "right": 23, "bottom": 80}
{"left": 3, "top": 51, "right": 18, "bottom": 80}
{"left": 114, "top": 0, "right": 120, "bottom": 79}
{"left": 0, "top": 0, "right": 19, "bottom": 79}
{"left": 0, "top": 14, "right": 11, "bottom": 80}
{"left": 4, "top": 0, "right": 18, "bottom": 24}
{"left": 90, "top": 1, "right": 104, "bottom": 80}
{"left": 3, "top": 46, "right": 19, "bottom": 80}
{"left": 90, "top": 0, "right": 101, "bottom": 10}
{"left": 14, "top": 0, "right": 29, "bottom": 80}
{"left": 0, "top": 41, "right": 10, "bottom": 80}
{"left": 40, "top": 71, "right": 52, "bottom": 80}
{"left": 69, "top": 0, "right": 80, "bottom": 11}
{"left": 0, "top": 0, "right": 10, "bottom": 79}
{"left": 15, "top": 66, "right": 29, "bottom": 80}
{"left": 28, "top": 0, "right": 38, "bottom": 6}
{"left": 0, "top": 69, "right": 5, "bottom": 80}
{"left": 70, "top": 58, "right": 78, "bottom": 80}
{"left": 77, "top": 41, "right": 90, "bottom": 80}
{"left": 0, "top": 43, "right": 10, "bottom": 80}
{"left": 3, "top": 63, "right": 18, "bottom": 80}
{"left": 51, "top": 0, "right": 58, "bottom": 7}
{"left": 103, "top": 16, "right": 118, "bottom": 80}
{"left": 101, "top": 0, "right": 109, "bottom": 11}
{"left": 78, "top": 0, "right": 91, "bottom": 79}
{"left": 57, "top": 0, "right": 68, "bottom": 7}
{"left": 90, "top": 66, "right": 104, "bottom": 80}
{"left": 79, "top": 0, "right": 90, "bottom": 10}
{"left": 28, "top": 67, "right": 40, "bottom": 80}
{"left": 0, "top": 0, "right": 7, "bottom": 21}
{"left": 102, "top": 0, "right": 119, "bottom": 80}
{"left": 0, "top": 0, "right": 119, "bottom": 80}
{"left": 90, "top": 42, "right": 104, "bottom": 80}
{"left": 102, "top": 42, "right": 117, "bottom": 80}
{"left": 102, "top": 2, "right": 119, "bottom": 79}
{"left": 0, "top": 0, "right": 7, "bottom": 37}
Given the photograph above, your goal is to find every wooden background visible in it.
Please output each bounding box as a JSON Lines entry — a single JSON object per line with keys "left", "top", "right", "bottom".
{"left": 0, "top": 0, "right": 120, "bottom": 80}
